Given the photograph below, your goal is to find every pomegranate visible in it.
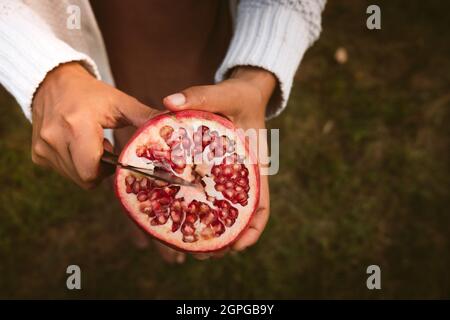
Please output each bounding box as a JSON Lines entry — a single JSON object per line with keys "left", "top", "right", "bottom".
{"left": 114, "top": 110, "right": 259, "bottom": 252}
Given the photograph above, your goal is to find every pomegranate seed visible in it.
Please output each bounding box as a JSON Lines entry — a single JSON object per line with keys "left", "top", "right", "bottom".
{"left": 132, "top": 182, "right": 140, "bottom": 194}
{"left": 126, "top": 185, "right": 132, "bottom": 193}
{"left": 223, "top": 166, "right": 232, "bottom": 176}
{"left": 236, "top": 178, "right": 247, "bottom": 187}
{"left": 157, "top": 215, "right": 168, "bottom": 224}
{"left": 183, "top": 235, "right": 198, "bottom": 243}
{"left": 223, "top": 218, "right": 235, "bottom": 227}
{"left": 136, "top": 146, "right": 146, "bottom": 157}
{"left": 201, "top": 211, "right": 216, "bottom": 225}
{"left": 236, "top": 192, "right": 247, "bottom": 201}
{"left": 218, "top": 208, "right": 229, "bottom": 220}
{"left": 185, "top": 212, "right": 197, "bottom": 224}
{"left": 199, "top": 203, "right": 210, "bottom": 214}
{"left": 235, "top": 185, "right": 243, "bottom": 192}
{"left": 140, "top": 204, "right": 153, "bottom": 215}
{"left": 224, "top": 189, "right": 234, "bottom": 199}
{"left": 215, "top": 184, "right": 225, "bottom": 192}
{"left": 172, "top": 200, "right": 182, "bottom": 211}
{"left": 125, "top": 175, "right": 136, "bottom": 185}
{"left": 240, "top": 168, "right": 249, "bottom": 177}
{"left": 159, "top": 197, "right": 171, "bottom": 205}
{"left": 151, "top": 200, "right": 161, "bottom": 211}
{"left": 172, "top": 222, "right": 181, "bottom": 232}
{"left": 181, "top": 222, "right": 195, "bottom": 235}
{"left": 172, "top": 156, "right": 186, "bottom": 168}
{"left": 154, "top": 180, "right": 168, "bottom": 187}
{"left": 225, "top": 181, "right": 234, "bottom": 189}
{"left": 170, "top": 210, "right": 182, "bottom": 223}
{"left": 211, "top": 220, "right": 225, "bottom": 236}
{"left": 159, "top": 125, "right": 174, "bottom": 141}
{"left": 229, "top": 207, "right": 238, "bottom": 219}
{"left": 140, "top": 178, "right": 150, "bottom": 189}
{"left": 137, "top": 192, "right": 148, "bottom": 202}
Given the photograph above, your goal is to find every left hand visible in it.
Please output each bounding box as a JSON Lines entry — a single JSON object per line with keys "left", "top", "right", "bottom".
{"left": 163, "top": 66, "right": 276, "bottom": 259}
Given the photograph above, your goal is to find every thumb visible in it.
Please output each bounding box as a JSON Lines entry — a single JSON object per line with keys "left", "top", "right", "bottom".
{"left": 115, "top": 94, "right": 161, "bottom": 128}
{"left": 163, "top": 84, "right": 239, "bottom": 116}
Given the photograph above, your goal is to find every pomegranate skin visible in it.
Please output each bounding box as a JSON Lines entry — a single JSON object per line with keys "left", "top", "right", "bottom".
{"left": 114, "top": 110, "right": 260, "bottom": 253}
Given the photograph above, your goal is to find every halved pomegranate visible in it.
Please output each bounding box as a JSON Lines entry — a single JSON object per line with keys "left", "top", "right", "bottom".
{"left": 114, "top": 110, "right": 259, "bottom": 253}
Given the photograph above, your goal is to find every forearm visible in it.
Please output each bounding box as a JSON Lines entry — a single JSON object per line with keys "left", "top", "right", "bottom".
{"left": 0, "top": 0, "right": 99, "bottom": 121}
{"left": 216, "top": 0, "right": 326, "bottom": 118}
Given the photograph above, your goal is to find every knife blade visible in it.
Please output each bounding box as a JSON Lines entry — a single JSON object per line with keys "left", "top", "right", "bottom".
{"left": 101, "top": 150, "right": 198, "bottom": 188}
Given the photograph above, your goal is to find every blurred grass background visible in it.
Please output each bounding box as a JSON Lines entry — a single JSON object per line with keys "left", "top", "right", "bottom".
{"left": 0, "top": 0, "right": 449, "bottom": 299}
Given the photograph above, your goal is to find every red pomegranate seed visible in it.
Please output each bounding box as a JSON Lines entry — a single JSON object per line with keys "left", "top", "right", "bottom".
{"left": 229, "top": 207, "right": 238, "bottom": 219}
{"left": 171, "top": 199, "right": 182, "bottom": 211}
{"left": 215, "top": 184, "right": 225, "bottom": 192}
{"left": 172, "top": 222, "right": 181, "bottom": 232}
{"left": 126, "top": 185, "right": 132, "bottom": 193}
{"left": 185, "top": 212, "right": 197, "bottom": 224}
{"left": 170, "top": 210, "right": 183, "bottom": 223}
{"left": 211, "top": 220, "right": 225, "bottom": 236}
{"left": 224, "top": 189, "right": 234, "bottom": 199}
{"left": 159, "top": 197, "right": 171, "bottom": 205}
{"left": 125, "top": 175, "right": 136, "bottom": 185}
{"left": 223, "top": 166, "right": 232, "bottom": 176}
{"left": 181, "top": 222, "right": 195, "bottom": 235}
{"left": 236, "top": 178, "right": 247, "bottom": 187}
{"left": 137, "top": 191, "right": 148, "bottom": 202}
{"left": 136, "top": 146, "right": 146, "bottom": 157}
{"left": 223, "top": 218, "right": 235, "bottom": 227}
{"left": 154, "top": 180, "right": 169, "bottom": 187}
{"left": 240, "top": 168, "right": 249, "bottom": 177}
{"left": 201, "top": 211, "right": 216, "bottom": 225}
{"left": 183, "top": 235, "right": 198, "bottom": 243}
{"left": 132, "top": 182, "right": 140, "bottom": 194}
{"left": 140, "top": 204, "right": 153, "bottom": 216}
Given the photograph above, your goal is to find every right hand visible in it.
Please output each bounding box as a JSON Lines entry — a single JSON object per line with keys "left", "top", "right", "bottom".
{"left": 31, "top": 62, "right": 158, "bottom": 189}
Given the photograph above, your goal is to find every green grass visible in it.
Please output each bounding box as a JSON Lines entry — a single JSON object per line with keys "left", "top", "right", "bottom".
{"left": 0, "top": 0, "right": 448, "bottom": 298}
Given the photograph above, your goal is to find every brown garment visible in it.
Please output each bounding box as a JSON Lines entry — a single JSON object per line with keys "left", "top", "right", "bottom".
{"left": 91, "top": 0, "right": 231, "bottom": 108}
{"left": 91, "top": 0, "right": 232, "bottom": 149}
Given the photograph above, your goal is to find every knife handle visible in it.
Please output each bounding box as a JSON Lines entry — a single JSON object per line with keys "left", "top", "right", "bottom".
{"left": 101, "top": 149, "right": 120, "bottom": 166}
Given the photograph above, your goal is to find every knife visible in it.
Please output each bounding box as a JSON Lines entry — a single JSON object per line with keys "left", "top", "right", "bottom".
{"left": 101, "top": 150, "right": 198, "bottom": 188}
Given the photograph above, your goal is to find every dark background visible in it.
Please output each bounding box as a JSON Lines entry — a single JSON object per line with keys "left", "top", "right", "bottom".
{"left": 0, "top": 0, "right": 449, "bottom": 298}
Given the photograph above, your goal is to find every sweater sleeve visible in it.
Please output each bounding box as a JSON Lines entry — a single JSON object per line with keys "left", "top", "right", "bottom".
{"left": 0, "top": 0, "right": 100, "bottom": 121}
{"left": 215, "top": 0, "right": 326, "bottom": 119}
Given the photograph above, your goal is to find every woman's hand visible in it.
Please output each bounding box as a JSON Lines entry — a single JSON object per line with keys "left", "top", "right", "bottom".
{"left": 163, "top": 66, "right": 276, "bottom": 259}
{"left": 31, "top": 62, "right": 158, "bottom": 189}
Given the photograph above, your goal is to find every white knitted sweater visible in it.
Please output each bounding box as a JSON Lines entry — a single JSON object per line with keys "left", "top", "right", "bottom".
{"left": 0, "top": 0, "right": 325, "bottom": 121}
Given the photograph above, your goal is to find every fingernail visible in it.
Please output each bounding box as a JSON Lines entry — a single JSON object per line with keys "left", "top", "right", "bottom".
{"left": 165, "top": 93, "right": 186, "bottom": 107}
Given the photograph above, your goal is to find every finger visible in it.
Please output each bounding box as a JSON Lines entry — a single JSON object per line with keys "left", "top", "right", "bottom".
{"left": 163, "top": 83, "right": 240, "bottom": 116}
{"left": 68, "top": 123, "right": 104, "bottom": 188}
{"left": 32, "top": 140, "right": 72, "bottom": 181}
{"left": 115, "top": 94, "right": 162, "bottom": 128}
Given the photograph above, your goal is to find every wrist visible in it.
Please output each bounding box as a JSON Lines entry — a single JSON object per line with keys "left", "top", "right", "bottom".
{"left": 229, "top": 66, "right": 277, "bottom": 105}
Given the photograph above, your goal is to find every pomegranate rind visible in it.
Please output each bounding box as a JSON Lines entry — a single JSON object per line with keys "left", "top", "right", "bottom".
{"left": 114, "top": 110, "right": 260, "bottom": 253}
